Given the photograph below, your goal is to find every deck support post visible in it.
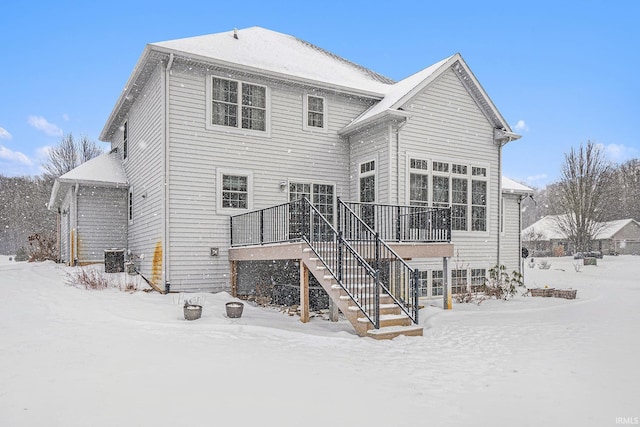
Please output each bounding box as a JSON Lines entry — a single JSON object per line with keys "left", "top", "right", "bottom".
{"left": 230, "top": 261, "right": 238, "bottom": 297}
{"left": 329, "top": 299, "right": 339, "bottom": 322}
{"left": 300, "top": 261, "right": 310, "bottom": 323}
{"left": 443, "top": 257, "right": 452, "bottom": 310}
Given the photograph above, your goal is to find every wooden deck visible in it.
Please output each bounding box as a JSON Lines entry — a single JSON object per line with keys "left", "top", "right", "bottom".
{"left": 228, "top": 241, "right": 454, "bottom": 262}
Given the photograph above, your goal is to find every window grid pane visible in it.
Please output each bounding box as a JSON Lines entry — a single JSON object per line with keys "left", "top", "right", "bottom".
{"left": 222, "top": 175, "right": 248, "bottom": 209}
{"left": 432, "top": 270, "right": 443, "bottom": 296}
{"left": 417, "top": 270, "right": 429, "bottom": 297}
{"left": 471, "top": 268, "right": 486, "bottom": 292}
{"left": 452, "top": 269, "right": 468, "bottom": 294}
{"left": 307, "top": 96, "right": 324, "bottom": 128}
{"left": 472, "top": 180, "right": 487, "bottom": 231}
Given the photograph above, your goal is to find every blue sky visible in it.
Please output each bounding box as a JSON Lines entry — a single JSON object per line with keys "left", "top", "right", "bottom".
{"left": 1, "top": 0, "right": 638, "bottom": 187}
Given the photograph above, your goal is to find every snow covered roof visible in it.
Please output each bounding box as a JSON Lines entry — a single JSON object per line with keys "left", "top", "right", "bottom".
{"left": 522, "top": 215, "right": 640, "bottom": 241}
{"left": 101, "top": 27, "right": 515, "bottom": 141}
{"left": 502, "top": 176, "right": 534, "bottom": 195}
{"left": 48, "top": 151, "right": 128, "bottom": 209}
{"left": 593, "top": 219, "right": 640, "bottom": 240}
{"left": 522, "top": 215, "right": 567, "bottom": 240}
{"left": 153, "top": 27, "right": 393, "bottom": 95}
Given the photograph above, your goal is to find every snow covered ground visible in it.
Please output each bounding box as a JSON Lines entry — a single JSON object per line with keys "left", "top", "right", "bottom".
{"left": 1, "top": 255, "right": 638, "bottom": 426}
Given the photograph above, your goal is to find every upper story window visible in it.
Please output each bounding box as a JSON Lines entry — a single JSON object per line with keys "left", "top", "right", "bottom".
{"left": 123, "top": 121, "right": 128, "bottom": 160}
{"left": 304, "top": 94, "right": 327, "bottom": 131}
{"left": 210, "top": 77, "right": 267, "bottom": 132}
{"left": 217, "top": 168, "right": 253, "bottom": 213}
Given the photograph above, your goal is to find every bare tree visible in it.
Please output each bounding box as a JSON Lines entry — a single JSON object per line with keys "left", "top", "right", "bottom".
{"left": 555, "top": 141, "right": 613, "bottom": 252}
{"left": 603, "top": 159, "right": 640, "bottom": 221}
{"left": 42, "top": 133, "right": 103, "bottom": 178}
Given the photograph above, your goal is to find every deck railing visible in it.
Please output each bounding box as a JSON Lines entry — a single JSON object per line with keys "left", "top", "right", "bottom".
{"left": 230, "top": 198, "right": 432, "bottom": 327}
{"left": 230, "top": 200, "right": 305, "bottom": 247}
{"left": 341, "top": 201, "right": 451, "bottom": 243}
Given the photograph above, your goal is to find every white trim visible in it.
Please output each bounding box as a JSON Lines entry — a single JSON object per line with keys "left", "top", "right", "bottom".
{"left": 216, "top": 168, "right": 254, "bottom": 214}
{"left": 302, "top": 93, "right": 328, "bottom": 133}
{"left": 205, "top": 75, "right": 271, "bottom": 137}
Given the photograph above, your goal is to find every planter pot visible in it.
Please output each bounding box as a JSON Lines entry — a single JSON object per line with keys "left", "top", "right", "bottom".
{"left": 184, "top": 304, "right": 202, "bottom": 321}
{"left": 226, "top": 302, "right": 244, "bottom": 318}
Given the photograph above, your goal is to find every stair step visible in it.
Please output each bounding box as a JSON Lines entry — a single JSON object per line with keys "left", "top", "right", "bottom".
{"left": 357, "top": 313, "right": 410, "bottom": 324}
{"left": 348, "top": 303, "right": 399, "bottom": 312}
{"left": 366, "top": 325, "right": 423, "bottom": 340}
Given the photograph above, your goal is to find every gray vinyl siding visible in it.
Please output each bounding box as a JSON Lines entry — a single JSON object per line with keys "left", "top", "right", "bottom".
{"left": 398, "top": 67, "right": 500, "bottom": 271}
{"left": 501, "top": 194, "right": 522, "bottom": 274}
{"left": 76, "top": 186, "right": 128, "bottom": 263}
{"left": 114, "top": 65, "right": 164, "bottom": 279}
{"left": 348, "top": 122, "right": 391, "bottom": 203}
{"left": 165, "top": 61, "right": 373, "bottom": 291}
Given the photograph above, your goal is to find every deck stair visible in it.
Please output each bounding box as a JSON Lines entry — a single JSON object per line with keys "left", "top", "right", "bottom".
{"left": 301, "top": 247, "right": 423, "bottom": 339}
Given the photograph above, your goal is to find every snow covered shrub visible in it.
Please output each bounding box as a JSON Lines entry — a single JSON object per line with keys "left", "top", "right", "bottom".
{"left": 482, "top": 265, "right": 524, "bottom": 300}
{"left": 27, "top": 233, "right": 58, "bottom": 262}
{"left": 454, "top": 288, "right": 485, "bottom": 305}
{"left": 69, "top": 268, "right": 111, "bottom": 290}
{"left": 14, "top": 247, "right": 29, "bottom": 262}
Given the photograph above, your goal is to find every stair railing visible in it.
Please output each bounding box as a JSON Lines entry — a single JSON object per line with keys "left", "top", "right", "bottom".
{"left": 299, "top": 198, "right": 381, "bottom": 329}
{"left": 338, "top": 198, "right": 419, "bottom": 324}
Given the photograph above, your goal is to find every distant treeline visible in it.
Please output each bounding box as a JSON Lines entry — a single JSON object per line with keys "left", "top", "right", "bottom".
{"left": 0, "top": 175, "right": 56, "bottom": 255}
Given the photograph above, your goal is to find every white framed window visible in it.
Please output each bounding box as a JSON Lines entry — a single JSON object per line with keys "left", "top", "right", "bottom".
{"left": 425, "top": 159, "right": 489, "bottom": 233}
{"left": 409, "top": 158, "right": 429, "bottom": 207}
{"left": 358, "top": 159, "right": 377, "bottom": 229}
{"left": 128, "top": 187, "right": 134, "bottom": 224}
{"left": 303, "top": 94, "right": 327, "bottom": 132}
{"left": 216, "top": 169, "right": 253, "bottom": 214}
{"left": 123, "top": 121, "right": 128, "bottom": 160}
{"left": 432, "top": 270, "right": 444, "bottom": 296}
{"left": 206, "top": 76, "right": 269, "bottom": 134}
{"left": 452, "top": 269, "right": 468, "bottom": 294}
{"left": 470, "top": 268, "right": 486, "bottom": 292}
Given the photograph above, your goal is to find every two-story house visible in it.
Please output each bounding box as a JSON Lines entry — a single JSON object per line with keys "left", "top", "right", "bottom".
{"left": 49, "top": 26, "right": 530, "bottom": 338}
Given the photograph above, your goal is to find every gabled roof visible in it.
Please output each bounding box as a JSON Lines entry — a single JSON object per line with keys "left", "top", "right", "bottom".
{"left": 339, "top": 53, "right": 516, "bottom": 136}
{"left": 522, "top": 215, "right": 567, "bottom": 240}
{"left": 101, "top": 27, "right": 517, "bottom": 142}
{"left": 594, "top": 219, "right": 640, "bottom": 240}
{"left": 48, "top": 151, "right": 128, "bottom": 210}
{"left": 522, "top": 215, "right": 640, "bottom": 241}
{"left": 101, "top": 26, "right": 394, "bottom": 140}
{"left": 502, "top": 176, "right": 534, "bottom": 196}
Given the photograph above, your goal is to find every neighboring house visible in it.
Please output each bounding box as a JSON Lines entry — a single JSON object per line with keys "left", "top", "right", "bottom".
{"left": 522, "top": 215, "right": 640, "bottom": 256}
{"left": 49, "top": 27, "right": 527, "bottom": 338}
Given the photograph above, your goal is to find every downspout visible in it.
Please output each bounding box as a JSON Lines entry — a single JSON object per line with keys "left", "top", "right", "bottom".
{"left": 163, "top": 53, "right": 174, "bottom": 292}
{"left": 388, "top": 124, "right": 393, "bottom": 204}
{"left": 396, "top": 120, "right": 408, "bottom": 205}
{"left": 497, "top": 146, "right": 502, "bottom": 267}
{"left": 73, "top": 183, "right": 79, "bottom": 265}
{"left": 517, "top": 195, "right": 523, "bottom": 275}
